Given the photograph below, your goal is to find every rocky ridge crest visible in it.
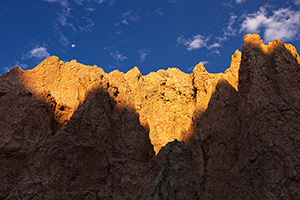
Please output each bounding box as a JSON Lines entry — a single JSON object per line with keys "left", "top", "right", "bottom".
{"left": 20, "top": 49, "right": 241, "bottom": 153}
{"left": 1, "top": 34, "right": 300, "bottom": 199}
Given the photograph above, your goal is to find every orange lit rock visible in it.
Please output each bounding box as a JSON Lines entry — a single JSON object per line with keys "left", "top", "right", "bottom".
{"left": 19, "top": 53, "right": 241, "bottom": 154}
{"left": 1, "top": 34, "right": 300, "bottom": 199}
{"left": 21, "top": 56, "right": 108, "bottom": 125}
{"left": 15, "top": 34, "right": 300, "bottom": 154}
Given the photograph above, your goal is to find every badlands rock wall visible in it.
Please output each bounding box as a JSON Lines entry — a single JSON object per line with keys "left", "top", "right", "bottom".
{"left": 1, "top": 34, "right": 300, "bottom": 199}
{"left": 20, "top": 49, "right": 241, "bottom": 153}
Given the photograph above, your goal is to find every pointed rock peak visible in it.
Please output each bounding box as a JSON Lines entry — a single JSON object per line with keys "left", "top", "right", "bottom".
{"left": 243, "top": 33, "right": 263, "bottom": 48}
{"left": 109, "top": 69, "right": 123, "bottom": 75}
{"left": 192, "top": 62, "right": 208, "bottom": 74}
{"left": 243, "top": 34, "right": 285, "bottom": 54}
{"left": 125, "top": 66, "right": 142, "bottom": 79}
{"left": 69, "top": 59, "right": 78, "bottom": 64}
{"left": 11, "top": 66, "right": 23, "bottom": 74}
{"left": 265, "top": 38, "right": 285, "bottom": 53}
{"left": 31, "top": 55, "right": 63, "bottom": 73}
{"left": 1, "top": 66, "right": 23, "bottom": 79}
{"left": 226, "top": 49, "right": 241, "bottom": 72}
{"left": 284, "top": 43, "right": 300, "bottom": 65}
{"left": 41, "top": 55, "right": 61, "bottom": 65}
{"left": 233, "top": 49, "right": 241, "bottom": 58}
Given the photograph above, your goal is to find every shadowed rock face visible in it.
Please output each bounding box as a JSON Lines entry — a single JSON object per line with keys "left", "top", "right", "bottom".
{"left": 0, "top": 34, "right": 300, "bottom": 199}
{"left": 228, "top": 35, "right": 300, "bottom": 199}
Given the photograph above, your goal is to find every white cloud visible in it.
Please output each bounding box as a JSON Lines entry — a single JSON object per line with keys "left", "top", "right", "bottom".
{"left": 294, "top": 0, "right": 300, "bottom": 5}
{"left": 177, "top": 34, "right": 222, "bottom": 55}
{"left": 201, "top": 61, "right": 209, "bottom": 65}
{"left": 235, "top": 0, "right": 245, "bottom": 4}
{"left": 207, "top": 42, "right": 221, "bottom": 50}
{"left": 110, "top": 51, "right": 127, "bottom": 62}
{"left": 121, "top": 10, "right": 140, "bottom": 25}
{"left": 241, "top": 7, "right": 300, "bottom": 42}
{"left": 177, "top": 34, "right": 209, "bottom": 51}
{"left": 138, "top": 49, "right": 150, "bottom": 62}
{"left": 26, "top": 47, "right": 50, "bottom": 60}
{"left": 225, "top": 14, "right": 238, "bottom": 37}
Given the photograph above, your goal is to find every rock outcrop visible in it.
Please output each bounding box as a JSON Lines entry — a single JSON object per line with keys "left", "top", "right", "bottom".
{"left": 0, "top": 67, "right": 54, "bottom": 199}
{"left": 20, "top": 49, "right": 241, "bottom": 153}
{"left": 0, "top": 34, "right": 300, "bottom": 199}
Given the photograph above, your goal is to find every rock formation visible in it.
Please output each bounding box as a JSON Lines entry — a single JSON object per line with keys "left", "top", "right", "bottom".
{"left": 20, "top": 49, "right": 241, "bottom": 153}
{"left": 0, "top": 34, "right": 299, "bottom": 199}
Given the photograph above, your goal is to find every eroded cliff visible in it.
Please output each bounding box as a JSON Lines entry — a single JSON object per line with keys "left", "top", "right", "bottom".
{"left": 20, "top": 49, "right": 241, "bottom": 153}
{"left": 1, "top": 34, "right": 300, "bottom": 199}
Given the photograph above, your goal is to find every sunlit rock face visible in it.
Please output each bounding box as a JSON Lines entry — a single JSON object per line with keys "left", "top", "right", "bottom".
{"left": 1, "top": 34, "right": 300, "bottom": 199}
{"left": 19, "top": 49, "right": 241, "bottom": 153}
{"left": 21, "top": 56, "right": 109, "bottom": 125}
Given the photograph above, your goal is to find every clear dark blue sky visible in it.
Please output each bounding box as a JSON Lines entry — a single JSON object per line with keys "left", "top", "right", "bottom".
{"left": 1, "top": 0, "right": 299, "bottom": 75}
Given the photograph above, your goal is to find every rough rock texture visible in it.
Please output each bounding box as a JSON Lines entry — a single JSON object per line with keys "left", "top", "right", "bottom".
{"left": 0, "top": 68, "right": 54, "bottom": 199}
{"left": 228, "top": 34, "right": 300, "bottom": 199}
{"left": 188, "top": 79, "right": 240, "bottom": 200}
{"left": 21, "top": 57, "right": 108, "bottom": 125}
{"left": 5, "top": 90, "right": 155, "bottom": 199}
{"left": 187, "top": 34, "right": 300, "bottom": 199}
{"left": 1, "top": 34, "right": 300, "bottom": 199}
{"left": 20, "top": 51, "right": 241, "bottom": 153}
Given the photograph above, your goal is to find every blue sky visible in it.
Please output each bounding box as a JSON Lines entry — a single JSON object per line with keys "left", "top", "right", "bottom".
{"left": 1, "top": 0, "right": 300, "bottom": 75}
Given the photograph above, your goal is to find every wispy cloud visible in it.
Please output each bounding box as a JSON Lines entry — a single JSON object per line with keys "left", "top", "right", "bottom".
{"left": 201, "top": 61, "right": 209, "bottom": 65}
{"left": 44, "top": 0, "right": 68, "bottom": 7}
{"left": 115, "top": 30, "right": 123, "bottom": 35}
{"left": 3, "top": 66, "right": 11, "bottom": 73}
{"left": 224, "top": 14, "right": 238, "bottom": 37}
{"left": 294, "top": 0, "right": 300, "bottom": 5}
{"left": 110, "top": 51, "right": 127, "bottom": 65}
{"left": 4, "top": 61, "right": 29, "bottom": 72}
{"left": 24, "top": 46, "right": 50, "bottom": 60}
{"left": 74, "top": 0, "right": 105, "bottom": 5}
{"left": 15, "top": 61, "right": 29, "bottom": 70}
{"left": 44, "top": 0, "right": 75, "bottom": 29}
{"left": 155, "top": 8, "right": 164, "bottom": 16}
{"left": 44, "top": 0, "right": 110, "bottom": 32}
{"left": 79, "top": 18, "right": 95, "bottom": 31}
{"left": 121, "top": 10, "right": 140, "bottom": 25}
{"left": 207, "top": 43, "right": 221, "bottom": 50}
{"left": 169, "top": 0, "right": 177, "bottom": 4}
{"left": 57, "top": 30, "right": 71, "bottom": 46}
{"left": 235, "top": 0, "right": 245, "bottom": 4}
{"left": 138, "top": 49, "right": 150, "bottom": 62}
{"left": 177, "top": 34, "right": 222, "bottom": 55}
{"left": 241, "top": 6, "right": 300, "bottom": 42}
{"left": 177, "top": 34, "right": 209, "bottom": 51}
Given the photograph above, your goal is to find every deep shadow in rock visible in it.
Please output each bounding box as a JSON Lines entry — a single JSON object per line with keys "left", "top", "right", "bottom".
{"left": 187, "top": 78, "right": 240, "bottom": 200}
{"left": 0, "top": 67, "right": 55, "bottom": 199}
{"left": 4, "top": 86, "right": 155, "bottom": 199}
{"left": 227, "top": 38, "right": 300, "bottom": 200}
